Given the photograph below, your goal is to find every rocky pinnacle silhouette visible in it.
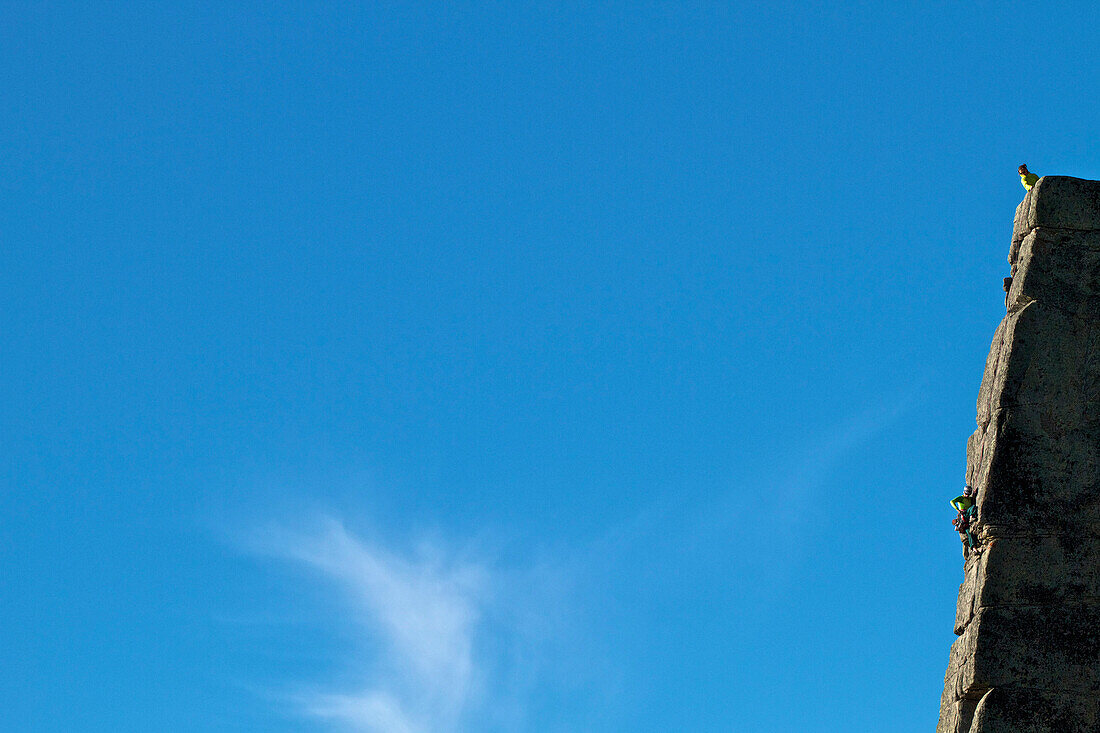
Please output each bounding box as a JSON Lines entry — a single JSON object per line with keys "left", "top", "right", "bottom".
{"left": 938, "top": 176, "right": 1100, "bottom": 731}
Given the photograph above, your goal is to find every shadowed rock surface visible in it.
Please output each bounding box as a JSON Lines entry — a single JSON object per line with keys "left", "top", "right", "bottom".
{"left": 938, "top": 177, "right": 1100, "bottom": 732}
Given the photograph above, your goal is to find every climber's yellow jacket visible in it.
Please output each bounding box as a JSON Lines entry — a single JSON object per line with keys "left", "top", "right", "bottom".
{"left": 1021, "top": 170, "right": 1039, "bottom": 190}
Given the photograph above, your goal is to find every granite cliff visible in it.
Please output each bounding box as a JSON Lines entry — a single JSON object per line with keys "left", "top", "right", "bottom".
{"left": 938, "top": 177, "right": 1100, "bottom": 731}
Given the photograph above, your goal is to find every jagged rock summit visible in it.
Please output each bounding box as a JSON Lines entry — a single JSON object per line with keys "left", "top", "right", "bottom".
{"left": 938, "top": 177, "right": 1100, "bottom": 732}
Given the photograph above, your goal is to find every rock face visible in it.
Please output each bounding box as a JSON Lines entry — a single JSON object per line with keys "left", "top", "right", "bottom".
{"left": 938, "top": 177, "right": 1100, "bottom": 732}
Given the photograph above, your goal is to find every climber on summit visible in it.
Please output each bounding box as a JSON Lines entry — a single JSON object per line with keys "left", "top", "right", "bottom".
{"left": 951, "top": 484, "right": 978, "bottom": 552}
{"left": 1019, "top": 164, "right": 1039, "bottom": 191}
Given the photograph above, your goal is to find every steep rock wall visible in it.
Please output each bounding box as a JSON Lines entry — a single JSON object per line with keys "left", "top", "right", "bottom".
{"left": 938, "top": 177, "right": 1100, "bottom": 732}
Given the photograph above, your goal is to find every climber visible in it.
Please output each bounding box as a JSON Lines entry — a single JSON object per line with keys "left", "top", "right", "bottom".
{"left": 1019, "top": 164, "right": 1039, "bottom": 191}
{"left": 951, "top": 484, "right": 978, "bottom": 550}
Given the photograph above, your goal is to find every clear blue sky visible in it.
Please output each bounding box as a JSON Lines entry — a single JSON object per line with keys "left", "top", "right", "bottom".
{"left": 3, "top": 2, "right": 1098, "bottom": 731}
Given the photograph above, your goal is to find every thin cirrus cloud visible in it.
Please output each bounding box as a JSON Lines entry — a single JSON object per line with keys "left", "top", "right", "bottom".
{"left": 252, "top": 519, "right": 491, "bottom": 733}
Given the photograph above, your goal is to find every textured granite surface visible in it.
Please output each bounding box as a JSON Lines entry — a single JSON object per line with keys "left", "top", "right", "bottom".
{"left": 938, "top": 177, "right": 1100, "bottom": 732}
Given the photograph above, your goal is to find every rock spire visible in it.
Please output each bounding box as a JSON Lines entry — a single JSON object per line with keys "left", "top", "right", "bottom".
{"left": 938, "top": 177, "right": 1100, "bottom": 731}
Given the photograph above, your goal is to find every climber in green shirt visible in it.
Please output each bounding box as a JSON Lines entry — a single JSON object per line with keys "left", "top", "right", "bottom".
{"left": 951, "top": 485, "right": 978, "bottom": 551}
{"left": 1019, "top": 164, "right": 1039, "bottom": 191}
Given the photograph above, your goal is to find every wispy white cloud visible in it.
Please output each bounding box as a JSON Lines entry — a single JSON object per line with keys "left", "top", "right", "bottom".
{"left": 303, "top": 691, "right": 419, "bottom": 733}
{"left": 250, "top": 519, "right": 490, "bottom": 733}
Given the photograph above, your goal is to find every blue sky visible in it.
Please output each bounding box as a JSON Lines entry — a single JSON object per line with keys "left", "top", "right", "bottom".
{"left": 3, "top": 2, "right": 1099, "bottom": 731}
